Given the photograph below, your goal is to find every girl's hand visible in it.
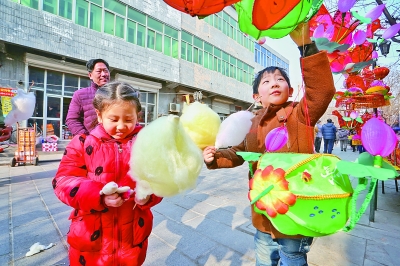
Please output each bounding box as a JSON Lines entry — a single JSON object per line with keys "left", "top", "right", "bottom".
{"left": 103, "top": 193, "right": 125, "bottom": 207}
{"left": 135, "top": 194, "right": 150, "bottom": 205}
{"left": 203, "top": 146, "right": 216, "bottom": 164}
{"left": 289, "top": 22, "right": 312, "bottom": 47}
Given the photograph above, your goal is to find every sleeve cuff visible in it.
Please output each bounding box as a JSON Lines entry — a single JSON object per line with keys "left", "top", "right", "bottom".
{"left": 298, "top": 42, "right": 319, "bottom": 57}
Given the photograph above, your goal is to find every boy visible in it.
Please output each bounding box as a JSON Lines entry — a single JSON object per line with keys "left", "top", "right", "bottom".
{"left": 203, "top": 23, "right": 335, "bottom": 265}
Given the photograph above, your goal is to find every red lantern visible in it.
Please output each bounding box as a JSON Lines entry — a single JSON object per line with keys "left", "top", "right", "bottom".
{"left": 373, "top": 66, "right": 390, "bottom": 80}
{"left": 345, "top": 74, "right": 366, "bottom": 91}
{"left": 163, "top": 0, "right": 240, "bottom": 17}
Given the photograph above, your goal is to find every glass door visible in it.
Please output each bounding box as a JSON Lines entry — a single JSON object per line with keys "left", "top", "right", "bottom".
{"left": 45, "top": 96, "right": 62, "bottom": 138}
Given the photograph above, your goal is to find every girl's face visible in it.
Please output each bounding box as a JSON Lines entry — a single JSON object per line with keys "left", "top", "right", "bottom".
{"left": 253, "top": 69, "right": 293, "bottom": 108}
{"left": 96, "top": 101, "right": 138, "bottom": 139}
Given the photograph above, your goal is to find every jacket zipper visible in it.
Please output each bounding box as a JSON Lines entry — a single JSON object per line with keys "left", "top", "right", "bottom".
{"left": 114, "top": 142, "right": 123, "bottom": 264}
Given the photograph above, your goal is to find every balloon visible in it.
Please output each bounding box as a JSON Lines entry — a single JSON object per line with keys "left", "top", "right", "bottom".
{"left": 338, "top": 0, "right": 357, "bottom": 13}
{"left": 264, "top": 126, "right": 288, "bottom": 152}
{"left": 382, "top": 23, "right": 400, "bottom": 40}
{"left": 361, "top": 118, "right": 397, "bottom": 157}
{"left": 371, "top": 51, "right": 379, "bottom": 58}
{"left": 353, "top": 30, "right": 367, "bottom": 45}
{"left": 364, "top": 4, "right": 385, "bottom": 22}
{"left": 163, "top": 0, "right": 240, "bottom": 16}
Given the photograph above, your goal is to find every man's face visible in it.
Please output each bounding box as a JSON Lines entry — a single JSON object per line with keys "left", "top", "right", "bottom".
{"left": 89, "top": 62, "right": 110, "bottom": 87}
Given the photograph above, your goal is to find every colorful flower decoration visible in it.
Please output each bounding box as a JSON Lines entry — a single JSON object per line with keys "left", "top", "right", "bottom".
{"left": 248, "top": 166, "right": 296, "bottom": 218}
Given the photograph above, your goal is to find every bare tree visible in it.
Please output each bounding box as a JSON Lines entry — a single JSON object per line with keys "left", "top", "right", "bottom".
{"left": 381, "top": 65, "right": 400, "bottom": 125}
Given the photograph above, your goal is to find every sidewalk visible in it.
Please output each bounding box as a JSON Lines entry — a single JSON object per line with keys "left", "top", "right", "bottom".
{"left": 1, "top": 145, "right": 399, "bottom": 265}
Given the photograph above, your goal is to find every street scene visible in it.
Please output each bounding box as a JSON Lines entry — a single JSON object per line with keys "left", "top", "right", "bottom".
{"left": 1, "top": 0, "right": 400, "bottom": 265}
{"left": 1, "top": 146, "right": 400, "bottom": 266}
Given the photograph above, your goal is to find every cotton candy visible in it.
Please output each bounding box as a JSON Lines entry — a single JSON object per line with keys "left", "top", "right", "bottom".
{"left": 4, "top": 89, "right": 36, "bottom": 126}
{"left": 215, "top": 110, "right": 254, "bottom": 149}
{"left": 130, "top": 115, "right": 203, "bottom": 200}
{"left": 180, "top": 102, "right": 221, "bottom": 150}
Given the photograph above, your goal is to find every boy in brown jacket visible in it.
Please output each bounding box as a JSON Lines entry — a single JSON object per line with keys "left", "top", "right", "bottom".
{"left": 203, "top": 23, "right": 335, "bottom": 265}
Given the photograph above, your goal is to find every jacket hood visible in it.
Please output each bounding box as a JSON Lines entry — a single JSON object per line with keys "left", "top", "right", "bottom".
{"left": 324, "top": 123, "right": 335, "bottom": 127}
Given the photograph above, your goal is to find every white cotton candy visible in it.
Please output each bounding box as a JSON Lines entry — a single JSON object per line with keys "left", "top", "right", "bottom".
{"left": 215, "top": 110, "right": 254, "bottom": 149}
{"left": 4, "top": 89, "right": 36, "bottom": 126}
{"left": 130, "top": 115, "right": 203, "bottom": 199}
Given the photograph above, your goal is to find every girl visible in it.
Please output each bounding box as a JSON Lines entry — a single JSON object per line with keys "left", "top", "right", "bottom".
{"left": 53, "top": 81, "right": 162, "bottom": 266}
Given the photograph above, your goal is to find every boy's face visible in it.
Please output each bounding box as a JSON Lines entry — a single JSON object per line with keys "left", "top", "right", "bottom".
{"left": 253, "top": 69, "right": 293, "bottom": 108}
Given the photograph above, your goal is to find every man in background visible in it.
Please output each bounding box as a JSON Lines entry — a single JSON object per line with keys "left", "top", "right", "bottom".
{"left": 321, "top": 118, "right": 336, "bottom": 154}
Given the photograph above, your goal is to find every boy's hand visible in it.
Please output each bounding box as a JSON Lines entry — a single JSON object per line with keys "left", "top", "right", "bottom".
{"left": 289, "top": 22, "right": 312, "bottom": 47}
{"left": 203, "top": 146, "right": 216, "bottom": 164}
{"left": 103, "top": 193, "right": 125, "bottom": 207}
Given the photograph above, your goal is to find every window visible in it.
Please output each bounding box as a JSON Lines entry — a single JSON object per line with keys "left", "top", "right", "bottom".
{"left": 21, "top": 0, "right": 38, "bottom": 9}
{"left": 75, "top": 0, "right": 88, "bottom": 27}
{"left": 28, "top": 66, "right": 90, "bottom": 138}
{"left": 59, "top": 0, "right": 72, "bottom": 19}
{"left": 43, "top": 0, "right": 57, "bottom": 14}
{"left": 90, "top": 3, "right": 102, "bottom": 32}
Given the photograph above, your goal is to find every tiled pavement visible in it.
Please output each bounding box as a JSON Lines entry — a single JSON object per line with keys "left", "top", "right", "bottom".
{"left": 1, "top": 144, "right": 399, "bottom": 266}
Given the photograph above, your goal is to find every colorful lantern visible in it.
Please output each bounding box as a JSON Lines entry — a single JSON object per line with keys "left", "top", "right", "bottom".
{"left": 163, "top": 0, "right": 240, "bottom": 17}
{"left": 373, "top": 66, "right": 390, "bottom": 80}
{"left": 361, "top": 118, "right": 397, "bottom": 167}
{"left": 264, "top": 126, "right": 288, "bottom": 152}
{"left": 235, "top": 0, "right": 323, "bottom": 39}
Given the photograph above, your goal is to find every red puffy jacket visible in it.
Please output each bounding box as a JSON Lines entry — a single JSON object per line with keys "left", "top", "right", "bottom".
{"left": 53, "top": 124, "right": 162, "bottom": 266}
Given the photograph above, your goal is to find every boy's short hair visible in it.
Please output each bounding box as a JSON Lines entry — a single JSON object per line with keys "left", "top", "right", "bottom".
{"left": 327, "top": 118, "right": 332, "bottom": 123}
{"left": 86, "top": 59, "right": 109, "bottom": 72}
{"left": 252, "top": 66, "right": 291, "bottom": 94}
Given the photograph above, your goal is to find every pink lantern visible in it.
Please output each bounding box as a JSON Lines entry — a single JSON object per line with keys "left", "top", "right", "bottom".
{"left": 313, "top": 24, "right": 325, "bottom": 38}
{"left": 353, "top": 30, "right": 366, "bottom": 45}
{"left": 350, "top": 111, "right": 359, "bottom": 119}
{"left": 338, "top": 0, "right": 357, "bottom": 13}
{"left": 382, "top": 23, "right": 400, "bottom": 40}
{"left": 265, "top": 126, "right": 288, "bottom": 152}
{"left": 372, "top": 51, "right": 379, "bottom": 58}
{"left": 365, "top": 4, "right": 385, "bottom": 22}
{"left": 258, "top": 37, "right": 266, "bottom": 45}
{"left": 361, "top": 118, "right": 397, "bottom": 158}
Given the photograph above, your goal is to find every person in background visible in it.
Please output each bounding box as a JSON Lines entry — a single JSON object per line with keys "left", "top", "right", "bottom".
{"left": 53, "top": 82, "right": 162, "bottom": 265}
{"left": 203, "top": 22, "right": 336, "bottom": 266}
{"left": 321, "top": 118, "right": 337, "bottom": 154}
{"left": 348, "top": 130, "right": 357, "bottom": 152}
{"left": 314, "top": 120, "right": 323, "bottom": 153}
{"left": 66, "top": 59, "right": 110, "bottom": 135}
{"left": 337, "top": 127, "right": 350, "bottom": 152}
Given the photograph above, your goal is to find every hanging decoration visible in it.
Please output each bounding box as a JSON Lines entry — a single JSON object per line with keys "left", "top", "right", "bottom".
{"left": 235, "top": 0, "right": 323, "bottom": 39}
{"left": 163, "top": 0, "right": 240, "bottom": 17}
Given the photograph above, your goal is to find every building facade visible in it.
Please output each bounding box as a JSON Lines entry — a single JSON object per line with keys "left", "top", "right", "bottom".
{"left": 0, "top": 0, "right": 289, "bottom": 139}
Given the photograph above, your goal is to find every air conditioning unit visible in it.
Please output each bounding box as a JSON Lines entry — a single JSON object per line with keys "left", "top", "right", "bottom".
{"left": 169, "top": 103, "right": 181, "bottom": 112}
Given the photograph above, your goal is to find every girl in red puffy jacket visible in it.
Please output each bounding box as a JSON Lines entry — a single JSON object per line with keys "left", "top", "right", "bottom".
{"left": 53, "top": 81, "right": 162, "bottom": 266}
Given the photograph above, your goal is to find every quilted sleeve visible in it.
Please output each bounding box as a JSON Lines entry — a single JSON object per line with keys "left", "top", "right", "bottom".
{"left": 52, "top": 135, "right": 105, "bottom": 212}
{"left": 65, "top": 90, "right": 87, "bottom": 135}
{"left": 298, "top": 51, "right": 336, "bottom": 126}
{"left": 205, "top": 141, "right": 246, "bottom": 169}
{"left": 135, "top": 194, "right": 163, "bottom": 210}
